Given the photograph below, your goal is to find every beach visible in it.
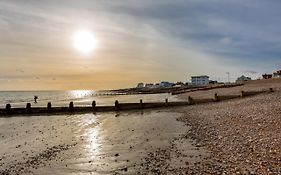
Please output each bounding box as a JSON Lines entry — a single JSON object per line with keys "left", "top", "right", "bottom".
{"left": 139, "top": 79, "right": 281, "bottom": 174}
{"left": 2, "top": 0, "right": 281, "bottom": 174}
{"left": 175, "top": 79, "right": 281, "bottom": 174}
{"left": 0, "top": 110, "right": 205, "bottom": 174}
{"left": 1, "top": 79, "right": 281, "bottom": 174}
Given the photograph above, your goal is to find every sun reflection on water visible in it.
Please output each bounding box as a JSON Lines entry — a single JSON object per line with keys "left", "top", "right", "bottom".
{"left": 69, "top": 90, "right": 93, "bottom": 99}
{"left": 86, "top": 128, "right": 101, "bottom": 157}
{"left": 83, "top": 114, "right": 101, "bottom": 158}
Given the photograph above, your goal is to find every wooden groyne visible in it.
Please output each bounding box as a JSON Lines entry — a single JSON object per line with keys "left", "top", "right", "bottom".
{"left": 0, "top": 88, "right": 274, "bottom": 117}
{"left": 171, "top": 83, "right": 244, "bottom": 95}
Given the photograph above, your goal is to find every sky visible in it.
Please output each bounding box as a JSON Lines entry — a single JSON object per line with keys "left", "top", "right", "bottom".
{"left": 0, "top": 0, "right": 281, "bottom": 90}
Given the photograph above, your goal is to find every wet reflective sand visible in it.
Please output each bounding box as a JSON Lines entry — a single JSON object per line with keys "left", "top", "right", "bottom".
{"left": 0, "top": 109, "right": 200, "bottom": 174}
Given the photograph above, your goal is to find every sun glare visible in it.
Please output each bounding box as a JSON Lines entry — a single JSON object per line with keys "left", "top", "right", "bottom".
{"left": 72, "top": 30, "right": 97, "bottom": 54}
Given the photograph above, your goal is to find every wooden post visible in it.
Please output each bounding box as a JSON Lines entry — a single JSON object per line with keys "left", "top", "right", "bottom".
{"left": 214, "top": 93, "right": 219, "bottom": 102}
{"left": 269, "top": 88, "right": 274, "bottom": 92}
{"left": 69, "top": 101, "right": 74, "bottom": 112}
{"left": 47, "top": 102, "right": 52, "bottom": 112}
{"left": 188, "top": 96, "right": 194, "bottom": 105}
{"left": 240, "top": 91, "right": 245, "bottom": 97}
{"left": 165, "top": 98, "right": 168, "bottom": 106}
{"left": 115, "top": 100, "right": 119, "bottom": 111}
{"left": 26, "top": 103, "right": 32, "bottom": 113}
{"left": 92, "top": 100, "right": 96, "bottom": 110}
{"left": 5, "top": 104, "right": 11, "bottom": 114}
{"left": 140, "top": 99, "right": 143, "bottom": 109}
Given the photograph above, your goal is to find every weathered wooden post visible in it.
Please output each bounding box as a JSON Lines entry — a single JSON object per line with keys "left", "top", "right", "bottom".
{"left": 140, "top": 99, "right": 143, "bottom": 109}
{"left": 26, "top": 103, "right": 32, "bottom": 113}
{"left": 47, "top": 102, "right": 52, "bottom": 112}
{"left": 69, "top": 101, "right": 74, "bottom": 112}
{"left": 214, "top": 93, "right": 219, "bottom": 102}
{"left": 269, "top": 88, "right": 274, "bottom": 92}
{"left": 240, "top": 91, "right": 245, "bottom": 97}
{"left": 5, "top": 104, "right": 11, "bottom": 114}
{"left": 165, "top": 98, "right": 168, "bottom": 106}
{"left": 92, "top": 100, "right": 96, "bottom": 110}
{"left": 188, "top": 96, "right": 194, "bottom": 105}
{"left": 115, "top": 100, "right": 119, "bottom": 111}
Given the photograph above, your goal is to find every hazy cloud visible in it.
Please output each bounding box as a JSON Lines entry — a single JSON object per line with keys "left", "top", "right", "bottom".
{"left": 1, "top": 0, "right": 281, "bottom": 89}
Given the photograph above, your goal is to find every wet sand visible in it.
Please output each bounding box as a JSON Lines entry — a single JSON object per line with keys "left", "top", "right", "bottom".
{"left": 0, "top": 110, "right": 207, "bottom": 174}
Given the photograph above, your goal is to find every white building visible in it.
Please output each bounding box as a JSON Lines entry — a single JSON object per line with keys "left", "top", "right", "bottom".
{"left": 191, "top": 75, "right": 209, "bottom": 86}
{"left": 273, "top": 70, "right": 281, "bottom": 78}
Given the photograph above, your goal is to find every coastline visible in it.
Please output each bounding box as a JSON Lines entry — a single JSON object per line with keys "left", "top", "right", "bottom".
{"left": 1, "top": 79, "right": 281, "bottom": 174}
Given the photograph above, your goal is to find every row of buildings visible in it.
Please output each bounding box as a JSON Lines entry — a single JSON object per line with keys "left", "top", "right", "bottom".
{"left": 136, "top": 76, "right": 211, "bottom": 89}
{"left": 136, "top": 69, "right": 281, "bottom": 89}
{"left": 136, "top": 82, "right": 175, "bottom": 89}
{"left": 192, "top": 75, "right": 254, "bottom": 84}
{"left": 191, "top": 70, "right": 281, "bottom": 84}
{"left": 135, "top": 69, "right": 281, "bottom": 90}
{"left": 190, "top": 70, "right": 281, "bottom": 85}
{"left": 136, "top": 74, "right": 255, "bottom": 89}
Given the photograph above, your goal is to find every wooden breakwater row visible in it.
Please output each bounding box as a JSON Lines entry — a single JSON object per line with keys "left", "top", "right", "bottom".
{"left": 0, "top": 100, "right": 189, "bottom": 116}
{"left": 0, "top": 88, "right": 274, "bottom": 117}
{"left": 171, "top": 83, "right": 244, "bottom": 95}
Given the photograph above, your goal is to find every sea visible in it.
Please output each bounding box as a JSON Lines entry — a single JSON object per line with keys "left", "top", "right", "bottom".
{"left": 0, "top": 91, "right": 189, "bottom": 174}
{"left": 0, "top": 90, "right": 179, "bottom": 108}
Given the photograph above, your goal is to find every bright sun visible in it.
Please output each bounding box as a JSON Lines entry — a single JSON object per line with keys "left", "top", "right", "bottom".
{"left": 72, "top": 30, "right": 97, "bottom": 54}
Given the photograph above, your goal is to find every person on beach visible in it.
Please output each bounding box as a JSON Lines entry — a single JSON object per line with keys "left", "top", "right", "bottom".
{"left": 34, "top": 96, "right": 38, "bottom": 103}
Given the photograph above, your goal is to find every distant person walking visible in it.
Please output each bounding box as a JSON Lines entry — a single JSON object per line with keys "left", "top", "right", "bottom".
{"left": 34, "top": 96, "right": 38, "bottom": 103}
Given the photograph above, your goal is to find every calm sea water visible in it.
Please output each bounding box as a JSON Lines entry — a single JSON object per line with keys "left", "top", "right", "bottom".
{"left": 0, "top": 90, "right": 179, "bottom": 108}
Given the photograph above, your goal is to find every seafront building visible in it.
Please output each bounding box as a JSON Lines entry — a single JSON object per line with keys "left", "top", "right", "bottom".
{"left": 273, "top": 70, "right": 281, "bottom": 78}
{"left": 136, "top": 83, "right": 144, "bottom": 88}
{"left": 262, "top": 74, "right": 272, "bottom": 79}
{"left": 191, "top": 75, "right": 209, "bottom": 86}
{"left": 236, "top": 75, "right": 251, "bottom": 83}
{"left": 160, "top": 81, "right": 173, "bottom": 88}
{"left": 144, "top": 83, "right": 154, "bottom": 88}
{"left": 209, "top": 80, "right": 218, "bottom": 84}
{"left": 262, "top": 69, "right": 281, "bottom": 79}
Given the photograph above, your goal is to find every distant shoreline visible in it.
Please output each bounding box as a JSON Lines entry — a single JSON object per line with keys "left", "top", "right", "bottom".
{"left": 110, "top": 83, "right": 243, "bottom": 95}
